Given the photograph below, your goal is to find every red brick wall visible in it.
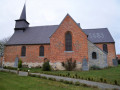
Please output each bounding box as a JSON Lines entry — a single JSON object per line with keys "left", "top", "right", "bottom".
{"left": 5, "top": 15, "right": 116, "bottom": 67}
{"left": 117, "top": 55, "right": 120, "bottom": 60}
{"left": 4, "top": 45, "right": 50, "bottom": 63}
{"left": 50, "top": 15, "right": 88, "bottom": 63}
{"left": 95, "top": 43, "right": 116, "bottom": 66}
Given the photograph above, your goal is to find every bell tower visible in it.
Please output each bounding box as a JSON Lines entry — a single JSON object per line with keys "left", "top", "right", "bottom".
{"left": 14, "top": 4, "right": 29, "bottom": 31}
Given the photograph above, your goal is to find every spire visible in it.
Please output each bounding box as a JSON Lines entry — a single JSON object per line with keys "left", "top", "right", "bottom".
{"left": 15, "top": 3, "right": 29, "bottom": 31}
{"left": 20, "top": 4, "right": 26, "bottom": 20}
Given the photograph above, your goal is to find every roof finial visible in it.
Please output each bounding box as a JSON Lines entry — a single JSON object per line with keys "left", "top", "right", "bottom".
{"left": 20, "top": 2, "right": 26, "bottom": 20}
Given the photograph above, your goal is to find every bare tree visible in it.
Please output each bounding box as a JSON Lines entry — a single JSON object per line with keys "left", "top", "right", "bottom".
{"left": 0, "top": 36, "right": 11, "bottom": 56}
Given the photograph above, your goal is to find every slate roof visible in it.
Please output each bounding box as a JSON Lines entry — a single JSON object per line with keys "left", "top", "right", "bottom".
{"left": 6, "top": 25, "right": 114, "bottom": 45}
{"left": 83, "top": 28, "right": 115, "bottom": 43}
{"left": 20, "top": 4, "right": 26, "bottom": 20}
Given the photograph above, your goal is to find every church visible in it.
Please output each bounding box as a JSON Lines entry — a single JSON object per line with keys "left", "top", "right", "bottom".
{"left": 4, "top": 4, "right": 116, "bottom": 70}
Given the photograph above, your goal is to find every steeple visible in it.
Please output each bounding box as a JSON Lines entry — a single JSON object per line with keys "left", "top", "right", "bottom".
{"left": 20, "top": 4, "right": 26, "bottom": 20}
{"left": 14, "top": 3, "right": 29, "bottom": 31}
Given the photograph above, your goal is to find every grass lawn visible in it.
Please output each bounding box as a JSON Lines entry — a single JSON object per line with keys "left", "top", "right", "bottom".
{"left": 20, "top": 65, "right": 120, "bottom": 85}
{"left": 0, "top": 71, "right": 98, "bottom": 90}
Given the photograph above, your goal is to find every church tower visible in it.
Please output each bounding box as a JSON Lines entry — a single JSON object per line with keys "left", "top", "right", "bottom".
{"left": 14, "top": 4, "right": 29, "bottom": 31}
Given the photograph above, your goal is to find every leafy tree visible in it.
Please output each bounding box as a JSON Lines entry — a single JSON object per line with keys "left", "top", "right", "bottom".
{"left": 0, "top": 37, "right": 10, "bottom": 56}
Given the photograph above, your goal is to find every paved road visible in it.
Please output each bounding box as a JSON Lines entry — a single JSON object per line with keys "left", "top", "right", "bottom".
{"left": 1, "top": 68, "right": 120, "bottom": 89}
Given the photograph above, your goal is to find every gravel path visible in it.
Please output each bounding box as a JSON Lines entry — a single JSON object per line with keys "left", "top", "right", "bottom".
{"left": 0, "top": 68, "right": 28, "bottom": 76}
{"left": 31, "top": 73, "right": 120, "bottom": 90}
{"left": 0, "top": 68, "right": 120, "bottom": 89}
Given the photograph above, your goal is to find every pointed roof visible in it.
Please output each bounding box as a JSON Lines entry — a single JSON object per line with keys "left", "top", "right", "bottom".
{"left": 20, "top": 4, "right": 26, "bottom": 20}
{"left": 6, "top": 26, "right": 114, "bottom": 45}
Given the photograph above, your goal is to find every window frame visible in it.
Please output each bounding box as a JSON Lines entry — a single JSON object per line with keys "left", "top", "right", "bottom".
{"left": 65, "top": 31, "right": 72, "bottom": 51}
{"left": 103, "top": 44, "right": 108, "bottom": 53}
{"left": 21, "top": 46, "right": 26, "bottom": 57}
{"left": 39, "top": 46, "right": 44, "bottom": 57}
{"left": 92, "top": 52, "right": 97, "bottom": 59}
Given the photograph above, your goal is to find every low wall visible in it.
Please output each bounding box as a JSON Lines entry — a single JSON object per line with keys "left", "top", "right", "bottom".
{"left": 4, "top": 61, "right": 82, "bottom": 70}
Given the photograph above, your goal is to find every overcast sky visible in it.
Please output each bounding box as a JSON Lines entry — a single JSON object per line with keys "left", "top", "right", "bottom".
{"left": 0, "top": 0, "right": 120, "bottom": 54}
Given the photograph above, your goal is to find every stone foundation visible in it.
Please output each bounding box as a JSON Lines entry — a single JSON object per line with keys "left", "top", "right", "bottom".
{"left": 4, "top": 61, "right": 82, "bottom": 70}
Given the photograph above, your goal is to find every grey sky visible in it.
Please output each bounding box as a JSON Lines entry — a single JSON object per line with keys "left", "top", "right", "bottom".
{"left": 0, "top": 0, "right": 120, "bottom": 54}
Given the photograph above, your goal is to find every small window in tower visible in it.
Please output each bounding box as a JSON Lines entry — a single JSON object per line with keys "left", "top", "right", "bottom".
{"left": 21, "top": 46, "right": 26, "bottom": 56}
{"left": 92, "top": 52, "right": 97, "bottom": 59}
{"left": 40, "top": 46, "right": 44, "bottom": 56}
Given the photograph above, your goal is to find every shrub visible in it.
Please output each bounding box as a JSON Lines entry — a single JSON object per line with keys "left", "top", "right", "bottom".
{"left": 18, "top": 59, "right": 22, "bottom": 68}
{"left": 90, "top": 65, "right": 101, "bottom": 70}
{"left": 100, "top": 78, "right": 103, "bottom": 82}
{"left": 81, "top": 83, "right": 89, "bottom": 87}
{"left": 48, "top": 77, "right": 53, "bottom": 80}
{"left": 30, "top": 74, "right": 36, "bottom": 77}
{"left": 48, "top": 77, "right": 56, "bottom": 81}
{"left": 35, "top": 75, "right": 40, "bottom": 78}
{"left": 114, "top": 80, "right": 118, "bottom": 85}
{"left": 81, "top": 77, "right": 83, "bottom": 79}
{"left": 69, "top": 81, "right": 73, "bottom": 84}
{"left": 60, "top": 79, "right": 64, "bottom": 82}
{"left": 75, "top": 73, "right": 77, "bottom": 78}
{"left": 88, "top": 77, "right": 90, "bottom": 81}
{"left": 61, "top": 58, "right": 76, "bottom": 71}
{"left": 91, "top": 78, "right": 93, "bottom": 81}
{"left": 63, "top": 75, "right": 65, "bottom": 77}
{"left": 42, "top": 76, "right": 47, "bottom": 79}
{"left": 75, "top": 81, "right": 80, "bottom": 86}
{"left": 42, "top": 60, "right": 51, "bottom": 71}
{"left": 67, "top": 73, "right": 70, "bottom": 77}
{"left": 104, "top": 79, "right": 107, "bottom": 83}
{"left": 3, "top": 66, "right": 17, "bottom": 70}
{"left": 63, "top": 80, "right": 70, "bottom": 84}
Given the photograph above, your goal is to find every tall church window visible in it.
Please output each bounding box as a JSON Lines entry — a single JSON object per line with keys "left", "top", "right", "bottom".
{"left": 40, "top": 46, "right": 44, "bottom": 56}
{"left": 65, "top": 32, "right": 72, "bottom": 51}
{"left": 21, "top": 46, "right": 26, "bottom": 56}
{"left": 103, "top": 44, "right": 108, "bottom": 53}
{"left": 92, "top": 52, "right": 97, "bottom": 59}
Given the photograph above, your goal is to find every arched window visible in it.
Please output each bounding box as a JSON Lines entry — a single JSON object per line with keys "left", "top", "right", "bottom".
{"left": 40, "top": 46, "right": 44, "bottom": 56}
{"left": 21, "top": 46, "right": 26, "bottom": 56}
{"left": 103, "top": 44, "right": 108, "bottom": 53}
{"left": 92, "top": 52, "right": 97, "bottom": 59}
{"left": 65, "top": 32, "right": 72, "bottom": 51}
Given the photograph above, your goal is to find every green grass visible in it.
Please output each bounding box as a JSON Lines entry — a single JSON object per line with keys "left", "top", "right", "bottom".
{"left": 22, "top": 65, "right": 120, "bottom": 85}
{"left": 0, "top": 71, "right": 98, "bottom": 90}
{"left": 4, "top": 65, "right": 120, "bottom": 85}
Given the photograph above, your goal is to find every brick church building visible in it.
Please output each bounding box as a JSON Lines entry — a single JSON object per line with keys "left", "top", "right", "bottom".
{"left": 4, "top": 4, "right": 116, "bottom": 70}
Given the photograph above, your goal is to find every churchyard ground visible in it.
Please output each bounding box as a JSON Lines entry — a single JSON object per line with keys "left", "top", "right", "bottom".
{"left": 0, "top": 71, "right": 98, "bottom": 90}
{"left": 19, "top": 65, "right": 120, "bottom": 85}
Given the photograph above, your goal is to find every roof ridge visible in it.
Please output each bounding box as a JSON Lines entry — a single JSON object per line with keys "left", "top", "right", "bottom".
{"left": 83, "top": 28, "right": 108, "bottom": 30}
{"left": 29, "top": 25, "right": 59, "bottom": 28}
